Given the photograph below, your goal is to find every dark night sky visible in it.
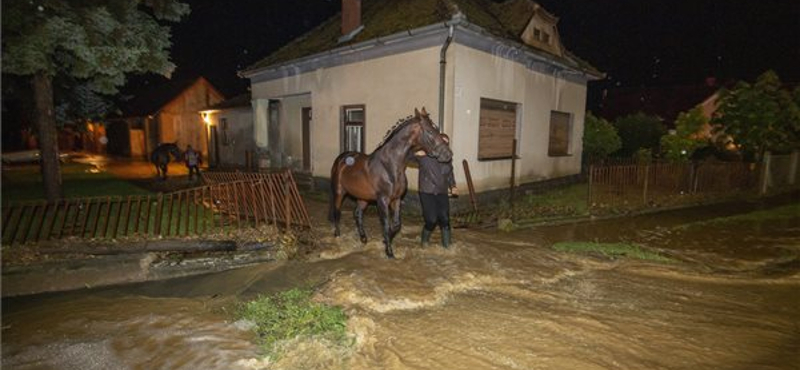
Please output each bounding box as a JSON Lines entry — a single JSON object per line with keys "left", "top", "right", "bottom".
{"left": 144, "top": 0, "right": 800, "bottom": 103}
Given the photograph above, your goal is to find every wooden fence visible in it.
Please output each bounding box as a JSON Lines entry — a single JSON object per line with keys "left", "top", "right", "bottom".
{"left": 1, "top": 170, "right": 311, "bottom": 246}
{"left": 588, "top": 161, "right": 758, "bottom": 208}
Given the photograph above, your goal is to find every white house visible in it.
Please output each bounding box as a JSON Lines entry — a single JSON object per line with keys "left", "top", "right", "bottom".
{"left": 240, "top": 0, "right": 602, "bottom": 193}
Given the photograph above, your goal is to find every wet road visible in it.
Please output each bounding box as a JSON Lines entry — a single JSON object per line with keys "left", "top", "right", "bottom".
{"left": 2, "top": 199, "right": 799, "bottom": 369}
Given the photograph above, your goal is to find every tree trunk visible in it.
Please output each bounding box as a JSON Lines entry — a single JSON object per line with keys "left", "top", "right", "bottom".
{"left": 32, "top": 71, "right": 63, "bottom": 202}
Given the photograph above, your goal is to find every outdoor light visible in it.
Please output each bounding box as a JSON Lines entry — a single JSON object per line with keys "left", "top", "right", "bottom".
{"left": 202, "top": 112, "right": 211, "bottom": 125}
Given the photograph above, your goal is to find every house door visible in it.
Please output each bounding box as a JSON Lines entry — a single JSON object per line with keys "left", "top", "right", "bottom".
{"left": 302, "top": 107, "right": 312, "bottom": 171}
{"left": 209, "top": 125, "right": 220, "bottom": 168}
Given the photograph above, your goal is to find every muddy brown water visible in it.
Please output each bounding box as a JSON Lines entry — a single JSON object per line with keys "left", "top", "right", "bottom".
{"left": 3, "top": 199, "right": 799, "bottom": 369}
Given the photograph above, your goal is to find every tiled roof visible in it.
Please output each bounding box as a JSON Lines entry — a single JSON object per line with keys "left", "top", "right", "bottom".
{"left": 242, "top": 0, "right": 598, "bottom": 75}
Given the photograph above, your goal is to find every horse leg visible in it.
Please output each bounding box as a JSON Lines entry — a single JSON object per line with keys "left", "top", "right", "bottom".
{"left": 354, "top": 200, "right": 369, "bottom": 243}
{"left": 332, "top": 193, "right": 345, "bottom": 237}
{"left": 388, "top": 198, "right": 402, "bottom": 242}
{"left": 377, "top": 197, "right": 394, "bottom": 259}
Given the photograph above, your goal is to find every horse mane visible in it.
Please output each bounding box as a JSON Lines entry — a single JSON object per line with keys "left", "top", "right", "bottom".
{"left": 374, "top": 114, "right": 438, "bottom": 151}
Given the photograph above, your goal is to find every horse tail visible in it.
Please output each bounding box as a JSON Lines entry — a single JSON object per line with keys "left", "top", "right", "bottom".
{"left": 329, "top": 152, "right": 353, "bottom": 223}
{"left": 328, "top": 156, "right": 341, "bottom": 223}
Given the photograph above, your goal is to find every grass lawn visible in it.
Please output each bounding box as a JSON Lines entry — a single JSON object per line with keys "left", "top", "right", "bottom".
{"left": 2, "top": 163, "right": 153, "bottom": 203}
{"left": 552, "top": 241, "right": 676, "bottom": 263}
{"left": 518, "top": 183, "right": 589, "bottom": 215}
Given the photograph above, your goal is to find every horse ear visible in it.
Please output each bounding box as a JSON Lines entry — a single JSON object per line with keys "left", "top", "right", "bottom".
{"left": 421, "top": 107, "right": 428, "bottom": 116}
{"left": 414, "top": 108, "right": 420, "bottom": 117}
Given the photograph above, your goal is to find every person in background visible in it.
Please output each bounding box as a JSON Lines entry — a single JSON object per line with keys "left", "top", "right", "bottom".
{"left": 184, "top": 145, "right": 202, "bottom": 181}
{"left": 413, "top": 133, "right": 457, "bottom": 248}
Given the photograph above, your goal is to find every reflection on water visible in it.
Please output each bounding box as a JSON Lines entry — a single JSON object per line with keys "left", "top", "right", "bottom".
{"left": 3, "top": 202, "right": 799, "bottom": 369}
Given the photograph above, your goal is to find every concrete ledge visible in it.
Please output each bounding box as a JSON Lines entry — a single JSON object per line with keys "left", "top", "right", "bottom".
{"left": 1, "top": 241, "right": 278, "bottom": 297}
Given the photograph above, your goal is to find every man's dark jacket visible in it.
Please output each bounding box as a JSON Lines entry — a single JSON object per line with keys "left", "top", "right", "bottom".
{"left": 414, "top": 155, "right": 455, "bottom": 195}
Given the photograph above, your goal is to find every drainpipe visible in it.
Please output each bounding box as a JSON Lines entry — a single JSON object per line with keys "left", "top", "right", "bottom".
{"left": 438, "top": 24, "right": 454, "bottom": 132}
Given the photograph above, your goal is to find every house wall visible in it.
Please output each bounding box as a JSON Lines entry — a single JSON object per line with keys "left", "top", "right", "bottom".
{"left": 210, "top": 107, "right": 255, "bottom": 167}
{"left": 449, "top": 44, "right": 587, "bottom": 191}
{"left": 250, "top": 44, "right": 588, "bottom": 192}
{"left": 251, "top": 47, "right": 440, "bottom": 177}
{"left": 159, "top": 80, "right": 225, "bottom": 157}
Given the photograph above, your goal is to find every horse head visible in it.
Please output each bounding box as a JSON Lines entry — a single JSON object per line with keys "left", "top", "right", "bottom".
{"left": 414, "top": 107, "right": 452, "bottom": 163}
{"left": 167, "top": 142, "right": 182, "bottom": 159}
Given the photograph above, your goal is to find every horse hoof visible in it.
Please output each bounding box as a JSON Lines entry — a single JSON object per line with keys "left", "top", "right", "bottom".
{"left": 386, "top": 253, "right": 395, "bottom": 259}
{"left": 360, "top": 237, "right": 368, "bottom": 244}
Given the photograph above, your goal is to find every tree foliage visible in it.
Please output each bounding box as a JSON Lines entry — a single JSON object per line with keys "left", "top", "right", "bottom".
{"left": 2, "top": 0, "right": 189, "bottom": 201}
{"left": 582, "top": 112, "right": 622, "bottom": 162}
{"left": 660, "top": 106, "right": 709, "bottom": 162}
{"left": 711, "top": 70, "right": 800, "bottom": 159}
{"left": 54, "top": 80, "right": 117, "bottom": 127}
{"left": 612, "top": 112, "right": 667, "bottom": 157}
{"left": 2, "top": 0, "right": 189, "bottom": 94}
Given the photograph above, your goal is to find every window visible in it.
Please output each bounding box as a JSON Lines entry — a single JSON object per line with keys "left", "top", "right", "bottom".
{"left": 533, "top": 27, "right": 550, "bottom": 44}
{"left": 548, "top": 110, "right": 572, "bottom": 156}
{"left": 341, "top": 105, "right": 365, "bottom": 152}
{"left": 478, "top": 98, "right": 517, "bottom": 160}
{"left": 220, "top": 118, "right": 229, "bottom": 146}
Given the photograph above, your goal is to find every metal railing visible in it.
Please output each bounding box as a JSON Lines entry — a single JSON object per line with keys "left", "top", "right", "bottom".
{"left": 203, "top": 170, "right": 312, "bottom": 230}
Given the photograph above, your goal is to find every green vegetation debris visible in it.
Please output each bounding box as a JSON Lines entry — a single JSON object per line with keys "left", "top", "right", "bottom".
{"left": 236, "top": 288, "right": 350, "bottom": 359}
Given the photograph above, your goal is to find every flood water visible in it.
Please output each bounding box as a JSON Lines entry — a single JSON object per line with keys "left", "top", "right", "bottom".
{"left": 3, "top": 199, "right": 799, "bottom": 369}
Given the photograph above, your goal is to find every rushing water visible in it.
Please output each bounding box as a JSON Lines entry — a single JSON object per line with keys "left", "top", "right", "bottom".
{"left": 3, "top": 201, "right": 799, "bottom": 369}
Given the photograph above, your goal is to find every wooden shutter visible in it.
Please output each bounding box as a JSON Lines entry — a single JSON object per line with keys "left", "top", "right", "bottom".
{"left": 548, "top": 111, "right": 571, "bottom": 156}
{"left": 478, "top": 99, "right": 517, "bottom": 160}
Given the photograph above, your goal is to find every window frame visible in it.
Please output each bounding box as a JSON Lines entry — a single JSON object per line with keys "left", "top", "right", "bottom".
{"left": 341, "top": 105, "right": 366, "bottom": 153}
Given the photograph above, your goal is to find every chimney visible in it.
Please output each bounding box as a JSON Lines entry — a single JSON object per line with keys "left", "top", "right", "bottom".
{"left": 341, "top": 0, "right": 361, "bottom": 36}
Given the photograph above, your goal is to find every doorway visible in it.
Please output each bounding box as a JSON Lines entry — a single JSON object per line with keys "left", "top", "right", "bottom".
{"left": 302, "top": 107, "right": 312, "bottom": 172}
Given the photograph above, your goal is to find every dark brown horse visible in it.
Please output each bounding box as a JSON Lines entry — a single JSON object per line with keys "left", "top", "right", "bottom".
{"left": 329, "top": 107, "right": 452, "bottom": 258}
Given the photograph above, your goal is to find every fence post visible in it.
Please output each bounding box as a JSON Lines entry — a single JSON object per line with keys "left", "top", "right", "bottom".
{"left": 154, "top": 193, "right": 164, "bottom": 237}
{"left": 509, "top": 139, "right": 517, "bottom": 221}
{"left": 760, "top": 151, "right": 772, "bottom": 195}
{"left": 789, "top": 150, "right": 799, "bottom": 186}
{"left": 462, "top": 160, "right": 478, "bottom": 213}
{"left": 284, "top": 172, "right": 291, "bottom": 229}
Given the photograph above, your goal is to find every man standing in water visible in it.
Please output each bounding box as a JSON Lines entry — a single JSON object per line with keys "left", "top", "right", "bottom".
{"left": 183, "top": 145, "right": 202, "bottom": 181}
{"left": 414, "top": 134, "right": 457, "bottom": 248}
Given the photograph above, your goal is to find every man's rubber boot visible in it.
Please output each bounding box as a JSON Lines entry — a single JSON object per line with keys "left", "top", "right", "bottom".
{"left": 421, "top": 228, "right": 432, "bottom": 247}
{"left": 441, "top": 227, "right": 451, "bottom": 249}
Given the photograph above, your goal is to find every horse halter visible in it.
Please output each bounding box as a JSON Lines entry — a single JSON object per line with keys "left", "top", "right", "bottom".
{"left": 417, "top": 120, "right": 452, "bottom": 162}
